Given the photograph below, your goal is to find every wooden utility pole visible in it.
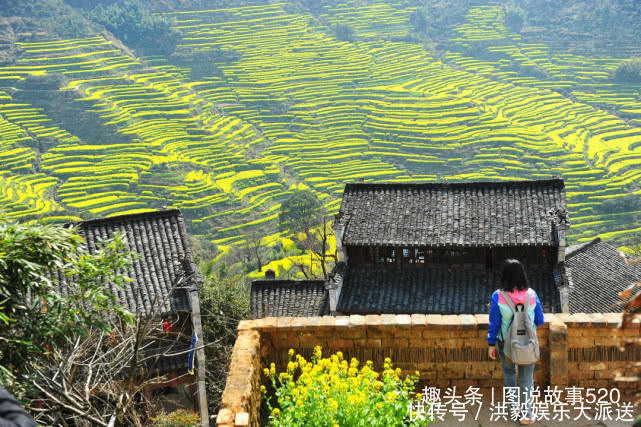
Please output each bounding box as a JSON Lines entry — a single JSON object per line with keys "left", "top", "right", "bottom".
{"left": 190, "top": 289, "right": 209, "bottom": 426}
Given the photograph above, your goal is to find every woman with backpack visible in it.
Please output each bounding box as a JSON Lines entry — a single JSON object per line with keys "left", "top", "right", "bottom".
{"left": 487, "top": 258, "right": 545, "bottom": 426}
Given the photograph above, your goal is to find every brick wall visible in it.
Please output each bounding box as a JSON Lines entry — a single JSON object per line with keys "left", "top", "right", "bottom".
{"left": 215, "top": 313, "right": 641, "bottom": 427}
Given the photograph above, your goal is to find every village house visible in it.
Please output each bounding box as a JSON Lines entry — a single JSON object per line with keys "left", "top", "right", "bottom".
{"left": 62, "top": 209, "right": 208, "bottom": 421}
{"left": 251, "top": 178, "right": 640, "bottom": 318}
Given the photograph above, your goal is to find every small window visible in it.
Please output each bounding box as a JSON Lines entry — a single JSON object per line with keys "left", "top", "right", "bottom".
{"left": 152, "top": 386, "right": 178, "bottom": 398}
{"left": 378, "top": 247, "right": 396, "bottom": 263}
{"left": 387, "top": 249, "right": 395, "bottom": 263}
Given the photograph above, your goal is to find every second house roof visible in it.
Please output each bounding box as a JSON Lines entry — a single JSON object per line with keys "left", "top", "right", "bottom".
{"left": 336, "top": 179, "right": 567, "bottom": 247}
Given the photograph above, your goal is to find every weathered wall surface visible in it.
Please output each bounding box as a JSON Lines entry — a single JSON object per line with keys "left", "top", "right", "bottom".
{"left": 215, "top": 313, "right": 641, "bottom": 427}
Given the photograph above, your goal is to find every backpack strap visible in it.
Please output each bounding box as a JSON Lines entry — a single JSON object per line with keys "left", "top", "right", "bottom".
{"left": 498, "top": 290, "right": 514, "bottom": 342}
{"left": 498, "top": 289, "right": 519, "bottom": 313}
{"left": 498, "top": 289, "right": 526, "bottom": 342}
{"left": 526, "top": 288, "right": 534, "bottom": 308}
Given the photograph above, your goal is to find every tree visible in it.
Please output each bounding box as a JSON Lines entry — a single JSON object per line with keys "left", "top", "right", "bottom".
{"left": 617, "top": 251, "right": 641, "bottom": 415}
{"left": 503, "top": 3, "right": 525, "bottom": 33}
{"left": 24, "top": 270, "right": 211, "bottom": 426}
{"left": 240, "top": 231, "right": 267, "bottom": 273}
{"left": 0, "top": 220, "right": 135, "bottom": 401}
{"left": 409, "top": 8, "right": 428, "bottom": 33}
{"left": 199, "top": 272, "right": 249, "bottom": 416}
{"left": 600, "top": 194, "right": 641, "bottom": 214}
{"left": 86, "top": 0, "right": 180, "bottom": 54}
{"left": 614, "top": 58, "right": 641, "bottom": 82}
{"left": 286, "top": 216, "right": 338, "bottom": 280}
{"left": 335, "top": 23, "right": 355, "bottom": 42}
{"left": 0, "top": 220, "right": 220, "bottom": 426}
{"left": 278, "top": 189, "right": 325, "bottom": 236}
{"left": 26, "top": 298, "right": 197, "bottom": 427}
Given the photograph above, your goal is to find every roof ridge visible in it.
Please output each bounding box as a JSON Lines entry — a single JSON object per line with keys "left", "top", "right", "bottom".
{"left": 565, "top": 237, "right": 601, "bottom": 259}
{"left": 251, "top": 279, "right": 327, "bottom": 286}
{"left": 75, "top": 209, "right": 183, "bottom": 227}
{"left": 343, "top": 178, "right": 565, "bottom": 191}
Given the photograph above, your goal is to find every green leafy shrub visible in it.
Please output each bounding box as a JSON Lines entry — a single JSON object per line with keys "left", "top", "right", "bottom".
{"left": 335, "top": 23, "right": 355, "bottom": 42}
{"left": 262, "top": 347, "right": 424, "bottom": 426}
{"left": 150, "top": 409, "right": 199, "bottom": 427}
{"left": 86, "top": 0, "right": 180, "bottom": 53}
{"left": 503, "top": 3, "right": 525, "bottom": 32}
{"left": 614, "top": 58, "right": 641, "bottom": 83}
{"left": 410, "top": 8, "right": 428, "bottom": 33}
{"left": 200, "top": 272, "right": 250, "bottom": 415}
{"left": 0, "top": 220, "right": 134, "bottom": 398}
{"left": 278, "top": 189, "right": 325, "bottom": 235}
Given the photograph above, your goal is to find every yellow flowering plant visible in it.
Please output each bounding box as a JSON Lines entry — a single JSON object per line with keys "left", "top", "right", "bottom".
{"left": 261, "top": 346, "right": 426, "bottom": 426}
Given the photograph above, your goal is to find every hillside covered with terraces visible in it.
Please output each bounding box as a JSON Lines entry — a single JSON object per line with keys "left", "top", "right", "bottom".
{"left": 2, "top": 0, "right": 641, "bottom": 273}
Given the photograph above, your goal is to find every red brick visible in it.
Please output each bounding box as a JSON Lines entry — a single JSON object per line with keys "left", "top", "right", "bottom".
{"left": 604, "top": 313, "right": 622, "bottom": 329}
{"left": 411, "top": 314, "right": 427, "bottom": 328}
{"left": 419, "top": 371, "right": 436, "bottom": 380}
{"left": 554, "top": 313, "right": 575, "bottom": 327}
{"left": 426, "top": 314, "right": 443, "bottom": 329}
{"left": 381, "top": 314, "right": 396, "bottom": 329}
{"left": 365, "top": 314, "right": 382, "bottom": 329}
{"left": 452, "top": 379, "right": 478, "bottom": 389}
{"left": 572, "top": 370, "right": 595, "bottom": 380}
{"left": 335, "top": 316, "right": 350, "bottom": 329}
{"left": 581, "top": 362, "right": 607, "bottom": 371}
{"left": 349, "top": 315, "right": 365, "bottom": 329}
{"left": 298, "top": 339, "right": 326, "bottom": 349}
{"left": 260, "top": 317, "right": 279, "bottom": 331}
{"left": 572, "top": 313, "right": 591, "bottom": 327}
{"left": 466, "top": 369, "right": 491, "bottom": 379}
{"left": 397, "top": 314, "right": 411, "bottom": 329}
{"left": 235, "top": 412, "right": 249, "bottom": 427}
{"left": 354, "top": 338, "right": 382, "bottom": 348}
{"left": 319, "top": 316, "right": 336, "bottom": 328}
{"left": 568, "top": 336, "right": 595, "bottom": 347}
{"left": 442, "top": 315, "right": 460, "bottom": 330}
{"left": 237, "top": 320, "right": 256, "bottom": 330}
{"left": 459, "top": 314, "right": 477, "bottom": 330}
{"left": 595, "top": 370, "right": 616, "bottom": 379}
{"left": 290, "top": 317, "right": 306, "bottom": 331}
{"left": 595, "top": 336, "right": 621, "bottom": 346}
{"left": 217, "top": 408, "right": 233, "bottom": 425}
{"left": 382, "top": 338, "right": 409, "bottom": 347}
{"left": 589, "top": 313, "right": 607, "bottom": 328}
{"left": 474, "top": 314, "right": 490, "bottom": 328}
{"left": 305, "top": 316, "right": 321, "bottom": 330}
{"left": 327, "top": 339, "right": 354, "bottom": 348}
{"left": 276, "top": 317, "right": 293, "bottom": 330}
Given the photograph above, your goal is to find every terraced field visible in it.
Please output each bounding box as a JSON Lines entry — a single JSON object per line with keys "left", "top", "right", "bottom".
{"left": 1, "top": 1, "right": 641, "bottom": 265}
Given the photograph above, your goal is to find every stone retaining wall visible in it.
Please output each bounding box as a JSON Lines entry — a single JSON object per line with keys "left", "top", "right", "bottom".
{"left": 215, "top": 313, "right": 641, "bottom": 427}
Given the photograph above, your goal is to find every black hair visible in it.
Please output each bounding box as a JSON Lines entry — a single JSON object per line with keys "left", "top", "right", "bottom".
{"left": 499, "top": 258, "right": 529, "bottom": 292}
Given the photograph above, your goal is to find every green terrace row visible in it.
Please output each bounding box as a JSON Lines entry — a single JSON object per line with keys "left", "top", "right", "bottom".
{"left": 0, "top": 172, "right": 61, "bottom": 219}
{"left": 0, "top": 36, "right": 141, "bottom": 80}
{"left": 163, "top": 5, "right": 641, "bottom": 241}
{"left": 319, "top": 0, "right": 411, "bottom": 39}
{"left": 1, "top": 2, "right": 640, "bottom": 245}
{"left": 451, "top": 6, "right": 520, "bottom": 43}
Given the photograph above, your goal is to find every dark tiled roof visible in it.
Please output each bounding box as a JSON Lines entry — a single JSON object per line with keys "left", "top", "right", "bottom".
{"left": 565, "top": 238, "right": 641, "bottom": 313}
{"left": 327, "top": 261, "right": 347, "bottom": 290}
{"left": 251, "top": 280, "right": 329, "bottom": 318}
{"left": 58, "top": 210, "right": 201, "bottom": 316}
{"left": 336, "top": 267, "right": 563, "bottom": 314}
{"left": 336, "top": 179, "right": 567, "bottom": 247}
{"left": 144, "top": 341, "right": 193, "bottom": 377}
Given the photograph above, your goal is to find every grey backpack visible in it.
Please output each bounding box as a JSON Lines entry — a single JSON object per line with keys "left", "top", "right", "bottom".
{"left": 499, "top": 288, "right": 540, "bottom": 365}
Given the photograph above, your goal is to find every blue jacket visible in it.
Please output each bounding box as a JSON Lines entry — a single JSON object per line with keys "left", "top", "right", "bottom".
{"left": 487, "top": 288, "right": 545, "bottom": 346}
